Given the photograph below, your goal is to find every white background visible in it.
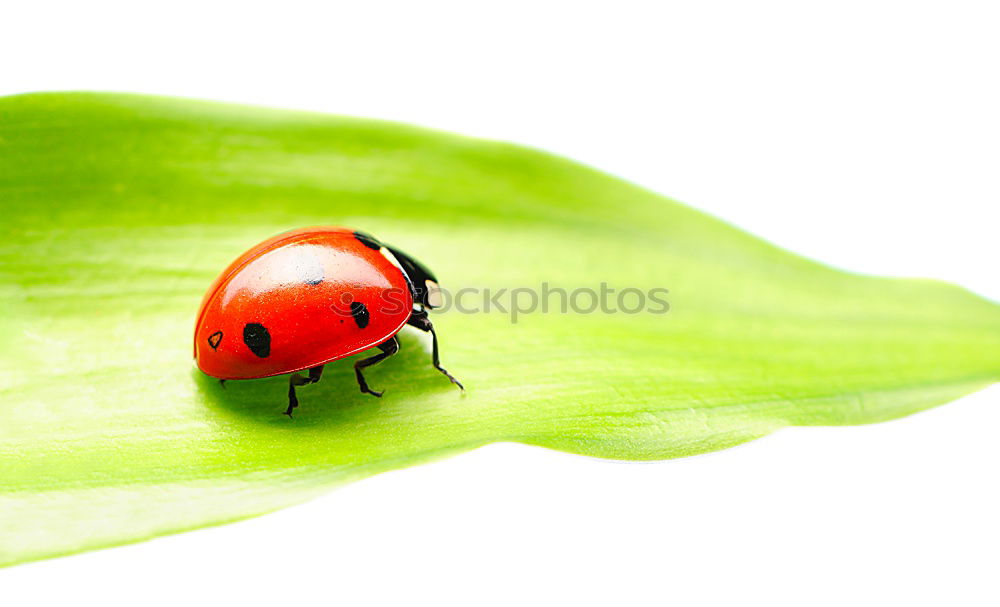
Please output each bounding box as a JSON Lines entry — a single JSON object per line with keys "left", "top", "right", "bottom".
{"left": 3, "top": 1, "right": 998, "bottom": 605}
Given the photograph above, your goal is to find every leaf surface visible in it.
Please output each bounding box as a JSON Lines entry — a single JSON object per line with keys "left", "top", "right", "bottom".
{"left": 1, "top": 92, "right": 998, "bottom": 566}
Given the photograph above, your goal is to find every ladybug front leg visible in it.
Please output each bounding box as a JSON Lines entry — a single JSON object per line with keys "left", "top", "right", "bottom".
{"left": 407, "top": 309, "right": 464, "bottom": 391}
{"left": 285, "top": 365, "right": 324, "bottom": 417}
{"left": 353, "top": 336, "right": 399, "bottom": 398}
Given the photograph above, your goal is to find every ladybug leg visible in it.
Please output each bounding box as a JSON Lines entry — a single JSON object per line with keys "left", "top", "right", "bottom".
{"left": 407, "top": 309, "right": 464, "bottom": 391}
{"left": 354, "top": 336, "right": 399, "bottom": 398}
{"left": 285, "top": 365, "right": 324, "bottom": 417}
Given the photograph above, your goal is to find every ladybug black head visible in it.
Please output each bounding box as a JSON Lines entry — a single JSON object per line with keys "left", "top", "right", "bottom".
{"left": 384, "top": 244, "right": 441, "bottom": 309}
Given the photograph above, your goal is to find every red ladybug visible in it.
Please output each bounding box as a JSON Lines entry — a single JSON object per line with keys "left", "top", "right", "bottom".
{"left": 194, "top": 227, "right": 462, "bottom": 415}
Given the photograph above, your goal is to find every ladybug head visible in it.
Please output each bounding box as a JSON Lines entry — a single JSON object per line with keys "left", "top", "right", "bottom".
{"left": 385, "top": 244, "right": 442, "bottom": 309}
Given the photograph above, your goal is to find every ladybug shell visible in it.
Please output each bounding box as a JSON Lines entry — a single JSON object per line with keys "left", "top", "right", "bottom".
{"left": 194, "top": 227, "right": 413, "bottom": 380}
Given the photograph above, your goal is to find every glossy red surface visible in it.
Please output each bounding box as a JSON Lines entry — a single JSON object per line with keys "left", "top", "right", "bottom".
{"left": 194, "top": 227, "right": 413, "bottom": 380}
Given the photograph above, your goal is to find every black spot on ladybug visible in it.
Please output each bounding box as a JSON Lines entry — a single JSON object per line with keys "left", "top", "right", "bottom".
{"left": 353, "top": 231, "right": 381, "bottom": 250}
{"left": 243, "top": 323, "right": 271, "bottom": 358}
{"left": 350, "top": 302, "right": 370, "bottom": 329}
{"left": 207, "top": 331, "right": 223, "bottom": 350}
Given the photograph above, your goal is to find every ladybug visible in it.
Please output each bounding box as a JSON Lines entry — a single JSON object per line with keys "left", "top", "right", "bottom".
{"left": 194, "top": 227, "right": 463, "bottom": 416}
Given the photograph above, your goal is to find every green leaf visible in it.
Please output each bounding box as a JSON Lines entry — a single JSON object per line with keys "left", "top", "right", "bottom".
{"left": 1, "top": 92, "right": 998, "bottom": 567}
